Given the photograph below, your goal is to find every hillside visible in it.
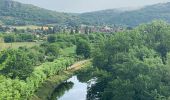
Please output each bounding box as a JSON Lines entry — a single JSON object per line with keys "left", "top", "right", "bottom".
{"left": 0, "top": 0, "right": 78, "bottom": 26}
{"left": 79, "top": 2, "right": 170, "bottom": 26}
{"left": 1, "top": 0, "right": 170, "bottom": 27}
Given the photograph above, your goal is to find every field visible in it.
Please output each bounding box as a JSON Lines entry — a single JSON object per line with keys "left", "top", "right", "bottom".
{"left": 0, "top": 42, "right": 41, "bottom": 50}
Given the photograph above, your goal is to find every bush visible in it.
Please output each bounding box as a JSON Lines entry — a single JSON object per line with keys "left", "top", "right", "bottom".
{"left": 4, "top": 34, "right": 15, "bottom": 43}
{"left": 47, "top": 35, "right": 57, "bottom": 43}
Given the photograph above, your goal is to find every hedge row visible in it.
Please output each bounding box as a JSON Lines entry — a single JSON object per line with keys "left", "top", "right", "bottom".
{"left": 0, "top": 57, "right": 75, "bottom": 100}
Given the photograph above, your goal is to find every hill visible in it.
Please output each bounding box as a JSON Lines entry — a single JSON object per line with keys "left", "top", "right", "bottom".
{"left": 79, "top": 2, "right": 170, "bottom": 26}
{"left": 0, "top": 0, "right": 78, "bottom": 26}
{"left": 1, "top": 0, "right": 170, "bottom": 27}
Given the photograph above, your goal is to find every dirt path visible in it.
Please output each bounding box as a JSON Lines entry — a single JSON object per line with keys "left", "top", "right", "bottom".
{"left": 68, "top": 59, "right": 90, "bottom": 71}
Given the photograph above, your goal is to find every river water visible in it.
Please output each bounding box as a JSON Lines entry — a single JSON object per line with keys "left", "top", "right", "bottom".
{"left": 50, "top": 75, "right": 96, "bottom": 100}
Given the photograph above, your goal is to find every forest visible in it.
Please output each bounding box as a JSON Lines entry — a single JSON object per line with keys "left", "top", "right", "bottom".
{"left": 90, "top": 20, "right": 170, "bottom": 100}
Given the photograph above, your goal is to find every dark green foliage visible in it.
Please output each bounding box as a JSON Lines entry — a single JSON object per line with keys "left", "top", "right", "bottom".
{"left": 70, "top": 29, "right": 74, "bottom": 34}
{"left": 16, "top": 34, "right": 35, "bottom": 42}
{"left": 20, "top": 46, "right": 45, "bottom": 65}
{"left": 136, "top": 20, "right": 170, "bottom": 64}
{"left": 85, "top": 26, "right": 89, "bottom": 34}
{"left": 47, "top": 35, "right": 57, "bottom": 43}
{"left": 3, "top": 33, "right": 35, "bottom": 43}
{"left": 76, "top": 39, "right": 91, "bottom": 58}
{"left": 43, "top": 43, "right": 59, "bottom": 57}
{"left": 51, "top": 82, "right": 74, "bottom": 99}
{"left": 4, "top": 34, "right": 15, "bottom": 43}
{"left": 0, "top": 0, "right": 77, "bottom": 25}
{"left": 75, "top": 26, "right": 79, "bottom": 33}
{"left": 90, "top": 21, "right": 170, "bottom": 100}
{"left": 79, "top": 3, "right": 170, "bottom": 26}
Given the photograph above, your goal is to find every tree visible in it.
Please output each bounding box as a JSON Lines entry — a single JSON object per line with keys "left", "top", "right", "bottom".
{"left": 91, "top": 21, "right": 170, "bottom": 100}
{"left": 70, "top": 29, "right": 74, "bottom": 34}
{"left": 1, "top": 49, "right": 33, "bottom": 80}
{"left": 4, "top": 34, "right": 15, "bottom": 43}
{"left": 89, "top": 28, "right": 92, "bottom": 33}
{"left": 75, "top": 26, "right": 79, "bottom": 33}
{"left": 76, "top": 39, "right": 91, "bottom": 58}
{"left": 45, "top": 44, "right": 59, "bottom": 57}
{"left": 47, "top": 35, "right": 56, "bottom": 43}
{"left": 85, "top": 26, "right": 89, "bottom": 34}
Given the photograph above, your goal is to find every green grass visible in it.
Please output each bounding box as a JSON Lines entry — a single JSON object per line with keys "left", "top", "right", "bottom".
{"left": 0, "top": 42, "right": 41, "bottom": 50}
{"left": 60, "top": 45, "right": 76, "bottom": 56}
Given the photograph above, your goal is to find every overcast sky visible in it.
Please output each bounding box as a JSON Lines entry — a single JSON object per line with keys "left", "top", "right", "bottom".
{"left": 14, "top": 0, "right": 170, "bottom": 13}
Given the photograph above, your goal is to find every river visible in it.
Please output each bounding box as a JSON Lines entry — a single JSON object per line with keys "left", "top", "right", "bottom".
{"left": 50, "top": 75, "right": 96, "bottom": 100}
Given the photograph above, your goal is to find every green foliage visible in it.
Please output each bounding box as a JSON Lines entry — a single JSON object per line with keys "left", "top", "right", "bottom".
{"left": 47, "top": 35, "right": 57, "bottom": 43}
{"left": 2, "top": 20, "right": 170, "bottom": 100}
{"left": 15, "top": 34, "right": 35, "bottom": 42}
{"left": 51, "top": 82, "right": 74, "bottom": 100}
{"left": 135, "top": 20, "right": 170, "bottom": 64}
{"left": 1, "top": 49, "right": 34, "bottom": 80}
{"left": 0, "top": 57, "right": 75, "bottom": 100}
{"left": 4, "top": 34, "right": 15, "bottom": 43}
{"left": 91, "top": 21, "right": 170, "bottom": 100}
{"left": 0, "top": 0, "right": 77, "bottom": 25}
{"left": 1, "top": 0, "right": 170, "bottom": 27}
{"left": 40, "top": 43, "right": 60, "bottom": 61}
{"left": 0, "top": 33, "right": 85, "bottom": 99}
{"left": 79, "top": 3, "right": 170, "bottom": 26}
{"left": 3, "top": 33, "right": 35, "bottom": 43}
{"left": 76, "top": 39, "right": 91, "bottom": 58}
{"left": 21, "top": 46, "right": 46, "bottom": 65}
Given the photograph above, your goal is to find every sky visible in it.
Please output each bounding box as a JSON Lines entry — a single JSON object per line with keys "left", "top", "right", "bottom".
{"left": 13, "top": 0, "right": 170, "bottom": 13}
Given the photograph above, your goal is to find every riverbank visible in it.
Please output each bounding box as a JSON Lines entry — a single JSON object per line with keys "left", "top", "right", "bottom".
{"left": 30, "top": 60, "right": 91, "bottom": 100}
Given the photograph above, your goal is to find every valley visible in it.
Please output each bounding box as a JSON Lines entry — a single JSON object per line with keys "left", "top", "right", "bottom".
{"left": 1, "top": 0, "right": 170, "bottom": 100}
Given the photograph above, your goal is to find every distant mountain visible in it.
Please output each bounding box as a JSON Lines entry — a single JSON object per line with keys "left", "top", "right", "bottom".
{"left": 0, "top": 0, "right": 78, "bottom": 26}
{"left": 1, "top": 0, "right": 170, "bottom": 27}
{"left": 79, "top": 2, "right": 170, "bottom": 26}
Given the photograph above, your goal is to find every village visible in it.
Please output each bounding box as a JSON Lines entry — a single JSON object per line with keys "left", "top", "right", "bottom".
{"left": 0, "top": 24, "right": 126, "bottom": 35}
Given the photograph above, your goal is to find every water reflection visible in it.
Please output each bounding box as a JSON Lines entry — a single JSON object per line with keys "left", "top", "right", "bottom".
{"left": 58, "top": 76, "right": 88, "bottom": 100}
{"left": 50, "top": 75, "right": 96, "bottom": 100}
{"left": 50, "top": 81, "right": 74, "bottom": 100}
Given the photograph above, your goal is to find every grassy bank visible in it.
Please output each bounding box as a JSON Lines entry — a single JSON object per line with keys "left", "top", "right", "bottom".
{"left": 31, "top": 60, "right": 92, "bottom": 100}
{"left": 0, "top": 42, "right": 41, "bottom": 50}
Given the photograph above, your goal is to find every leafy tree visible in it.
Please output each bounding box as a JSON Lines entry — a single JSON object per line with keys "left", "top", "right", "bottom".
{"left": 91, "top": 21, "right": 170, "bottom": 100}
{"left": 75, "top": 26, "right": 79, "bottom": 33}
{"left": 76, "top": 39, "right": 91, "bottom": 58}
{"left": 70, "top": 29, "right": 74, "bottom": 34}
{"left": 4, "top": 34, "right": 15, "bottom": 43}
{"left": 47, "top": 35, "right": 57, "bottom": 43}
{"left": 85, "top": 26, "right": 89, "bottom": 34}
{"left": 1, "top": 49, "right": 33, "bottom": 80}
